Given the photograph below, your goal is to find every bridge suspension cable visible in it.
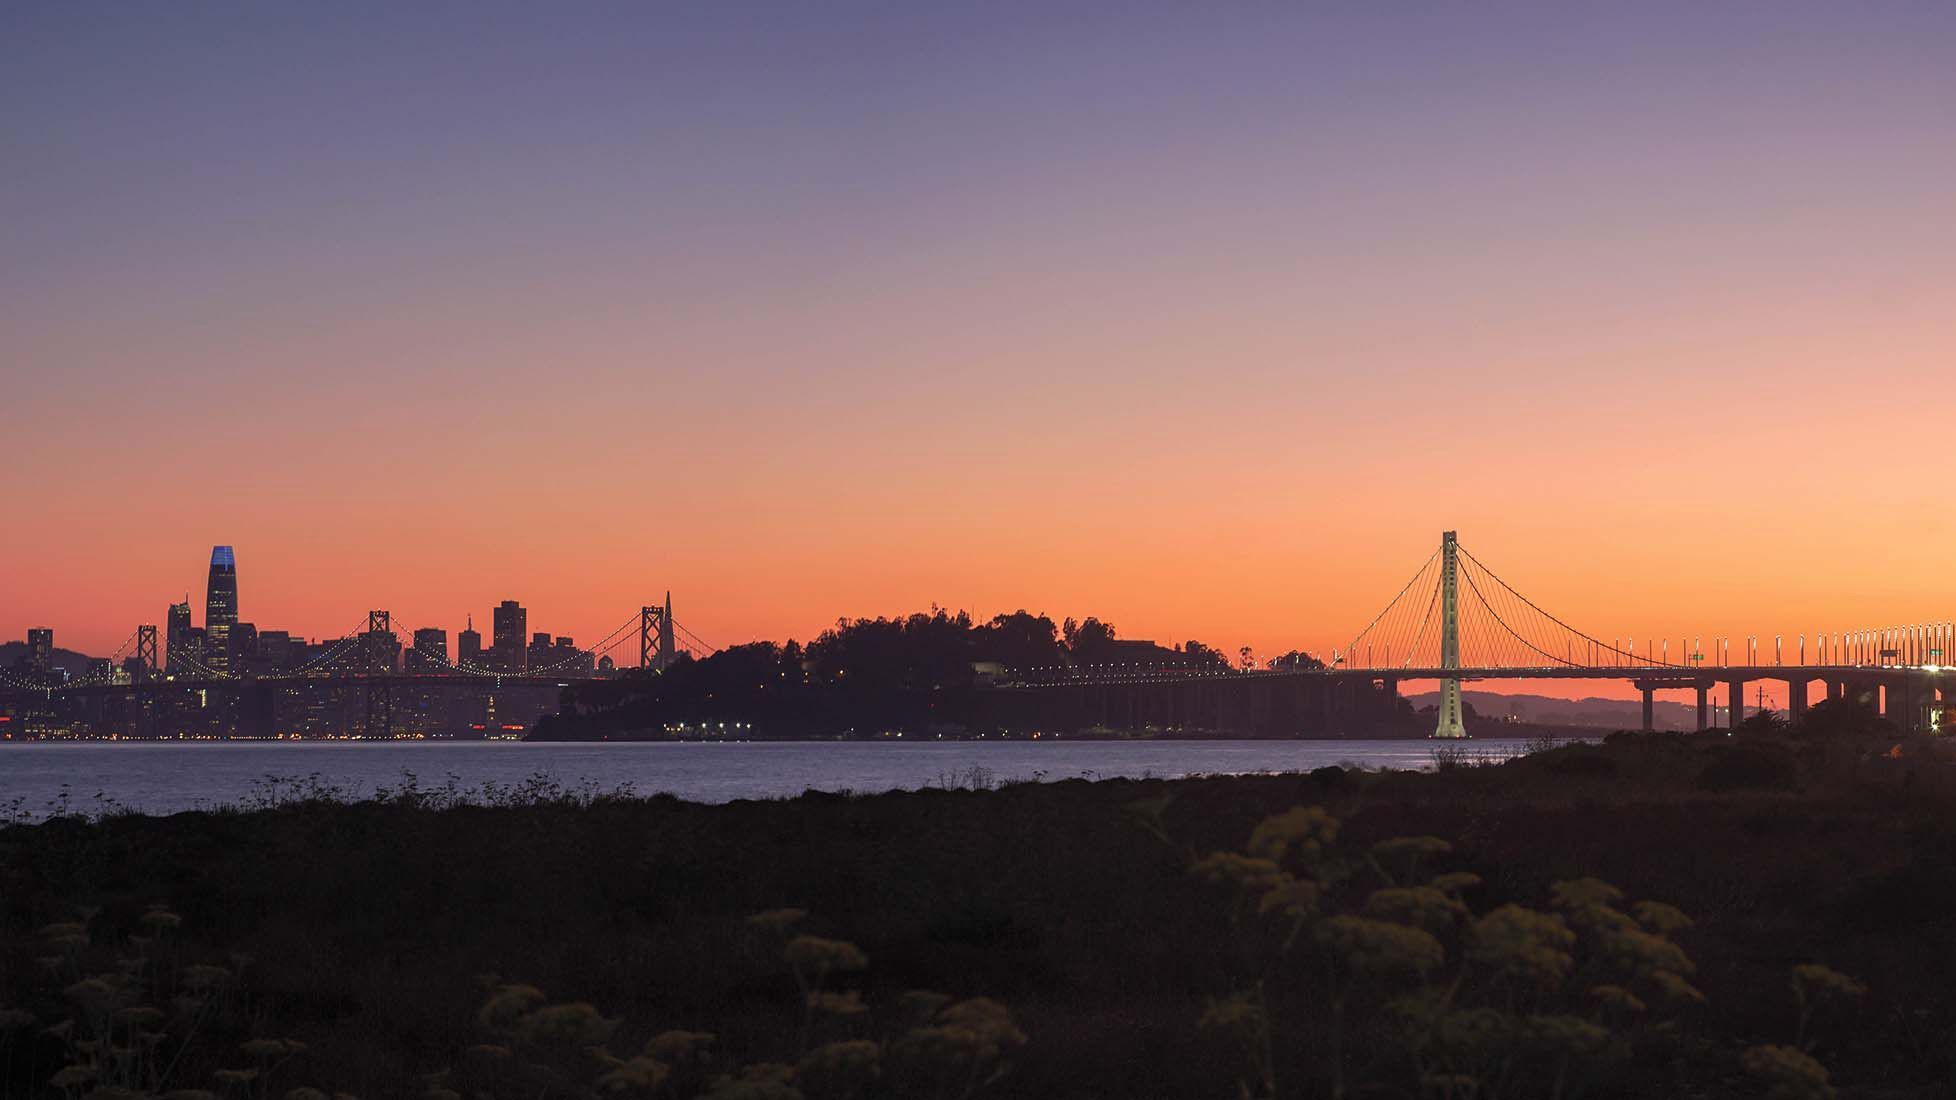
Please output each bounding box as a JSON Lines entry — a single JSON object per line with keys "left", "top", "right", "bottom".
{"left": 1334, "top": 546, "right": 1440, "bottom": 669}
{"left": 1334, "top": 535, "right": 1690, "bottom": 671}
{"left": 1456, "top": 544, "right": 1686, "bottom": 669}
{"left": 282, "top": 615, "right": 387, "bottom": 678}
{"left": 0, "top": 626, "right": 145, "bottom": 694}
{"left": 673, "top": 621, "right": 719, "bottom": 657}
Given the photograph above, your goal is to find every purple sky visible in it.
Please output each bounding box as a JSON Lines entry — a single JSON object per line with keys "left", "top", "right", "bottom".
{"left": 5, "top": 2, "right": 1955, "bottom": 681}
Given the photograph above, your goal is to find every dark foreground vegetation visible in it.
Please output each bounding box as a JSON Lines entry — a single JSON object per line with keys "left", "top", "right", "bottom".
{"left": 1, "top": 704, "right": 1953, "bottom": 1098}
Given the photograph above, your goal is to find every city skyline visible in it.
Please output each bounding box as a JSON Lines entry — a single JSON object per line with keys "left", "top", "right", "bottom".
{"left": 6, "top": 542, "right": 630, "bottom": 681}
{"left": 6, "top": 536, "right": 1947, "bottom": 692}
{"left": 6, "top": 4, "right": 1955, "bottom": 692}
{"left": 7, "top": 529, "right": 1943, "bottom": 742}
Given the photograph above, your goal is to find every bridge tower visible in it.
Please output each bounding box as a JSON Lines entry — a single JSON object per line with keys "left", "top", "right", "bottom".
{"left": 364, "top": 610, "right": 393, "bottom": 737}
{"left": 640, "top": 594, "right": 675, "bottom": 672}
{"left": 1434, "top": 531, "right": 1468, "bottom": 739}
{"left": 135, "top": 624, "right": 158, "bottom": 682}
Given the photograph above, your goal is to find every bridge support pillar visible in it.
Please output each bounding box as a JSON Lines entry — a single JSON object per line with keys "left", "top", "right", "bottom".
{"left": 1727, "top": 679, "right": 1745, "bottom": 727}
{"left": 1432, "top": 532, "right": 1467, "bottom": 739}
{"left": 1891, "top": 675, "right": 1924, "bottom": 734}
{"left": 1695, "top": 684, "right": 1708, "bottom": 732}
{"left": 1788, "top": 679, "right": 1808, "bottom": 721}
{"left": 640, "top": 597, "right": 675, "bottom": 673}
{"left": 1829, "top": 680, "right": 1844, "bottom": 702}
{"left": 1859, "top": 679, "right": 1880, "bottom": 712}
{"left": 1640, "top": 686, "right": 1655, "bottom": 732}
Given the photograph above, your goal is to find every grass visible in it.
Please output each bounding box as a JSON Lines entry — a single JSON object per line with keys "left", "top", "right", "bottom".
{"left": 0, "top": 723, "right": 1951, "bottom": 1097}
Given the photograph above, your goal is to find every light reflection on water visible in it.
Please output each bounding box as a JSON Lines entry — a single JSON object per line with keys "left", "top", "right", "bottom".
{"left": 0, "top": 738, "right": 1555, "bottom": 819}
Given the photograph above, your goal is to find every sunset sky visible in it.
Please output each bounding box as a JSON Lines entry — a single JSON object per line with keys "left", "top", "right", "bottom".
{"left": 6, "top": 3, "right": 1954, "bottom": 690}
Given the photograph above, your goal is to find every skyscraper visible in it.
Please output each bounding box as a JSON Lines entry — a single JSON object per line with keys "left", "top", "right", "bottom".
{"left": 257, "top": 630, "right": 295, "bottom": 671}
{"left": 492, "top": 600, "right": 526, "bottom": 672}
{"left": 204, "top": 546, "right": 238, "bottom": 675}
{"left": 457, "top": 615, "right": 483, "bottom": 670}
{"left": 166, "top": 600, "right": 193, "bottom": 674}
{"left": 231, "top": 622, "right": 258, "bottom": 674}
{"left": 409, "top": 628, "right": 448, "bottom": 674}
{"left": 23, "top": 629, "right": 53, "bottom": 677}
{"left": 527, "top": 631, "right": 555, "bottom": 672}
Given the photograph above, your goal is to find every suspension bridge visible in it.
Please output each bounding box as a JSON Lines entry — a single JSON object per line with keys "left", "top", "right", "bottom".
{"left": 0, "top": 603, "right": 719, "bottom": 740}
{"left": 6, "top": 533, "right": 1951, "bottom": 739}
{"left": 1006, "top": 532, "right": 1954, "bottom": 737}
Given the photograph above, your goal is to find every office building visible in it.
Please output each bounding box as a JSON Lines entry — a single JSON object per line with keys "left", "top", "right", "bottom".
{"left": 204, "top": 546, "right": 238, "bottom": 675}
{"left": 257, "top": 630, "right": 296, "bottom": 671}
{"left": 551, "top": 636, "right": 592, "bottom": 676}
{"left": 492, "top": 601, "right": 526, "bottom": 672}
{"left": 458, "top": 616, "right": 483, "bottom": 670}
{"left": 231, "top": 622, "right": 258, "bottom": 673}
{"left": 409, "top": 628, "right": 449, "bottom": 674}
{"left": 527, "top": 631, "right": 555, "bottom": 672}
{"left": 23, "top": 629, "right": 53, "bottom": 676}
{"left": 166, "top": 601, "right": 194, "bottom": 674}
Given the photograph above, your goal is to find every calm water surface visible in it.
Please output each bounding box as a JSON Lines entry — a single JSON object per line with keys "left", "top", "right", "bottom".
{"left": 0, "top": 739, "right": 1543, "bottom": 818}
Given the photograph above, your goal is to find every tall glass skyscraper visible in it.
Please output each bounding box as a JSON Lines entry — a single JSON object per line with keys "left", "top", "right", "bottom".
{"left": 204, "top": 545, "right": 238, "bottom": 675}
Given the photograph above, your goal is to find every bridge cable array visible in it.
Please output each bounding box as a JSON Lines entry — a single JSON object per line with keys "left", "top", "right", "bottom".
{"left": 1336, "top": 536, "right": 1689, "bottom": 671}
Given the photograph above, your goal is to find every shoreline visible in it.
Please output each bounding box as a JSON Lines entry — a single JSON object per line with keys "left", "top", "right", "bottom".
{"left": 0, "top": 727, "right": 1596, "bottom": 745}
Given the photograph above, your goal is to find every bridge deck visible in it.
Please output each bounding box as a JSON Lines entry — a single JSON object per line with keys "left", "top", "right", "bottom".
{"left": 1010, "top": 664, "right": 1950, "bottom": 686}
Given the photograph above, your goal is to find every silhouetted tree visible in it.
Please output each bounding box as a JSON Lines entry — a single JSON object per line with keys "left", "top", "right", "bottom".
{"left": 973, "top": 611, "right": 1065, "bottom": 669}
{"left": 1269, "top": 649, "right": 1327, "bottom": 671}
{"left": 1063, "top": 617, "right": 1119, "bottom": 664}
{"left": 807, "top": 607, "right": 975, "bottom": 691}
{"left": 1736, "top": 709, "right": 1789, "bottom": 737}
{"left": 1175, "top": 641, "right": 1231, "bottom": 670}
{"left": 1794, "top": 698, "right": 1892, "bottom": 740}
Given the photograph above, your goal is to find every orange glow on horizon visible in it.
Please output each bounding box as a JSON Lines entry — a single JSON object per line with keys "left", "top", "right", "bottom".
{"left": 5, "top": 5, "right": 1954, "bottom": 706}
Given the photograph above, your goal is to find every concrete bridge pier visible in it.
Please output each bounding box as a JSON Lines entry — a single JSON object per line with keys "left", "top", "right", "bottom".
{"left": 1787, "top": 679, "right": 1808, "bottom": 720}
{"left": 1848, "top": 679, "right": 1879, "bottom": 714}
{"left": 1351, "top": 677, "right": 1390, "bottom": 732}
{"left": 1695, "top": 683, "right": 1709, "bottom": 732}
{"left": 1727, "top": 678, "right": 1746, "bottom": 726}
{"left": 1888, "top": 673, "right": 1932, "bottom": 734}
{"left": 1640, "top": 686, "right": 1655, "bottom": 732}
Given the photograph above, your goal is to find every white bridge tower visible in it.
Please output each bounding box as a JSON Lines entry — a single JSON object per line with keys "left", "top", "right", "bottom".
{"left": 1434, "top": 530, "right": 1469, "bottom": 738}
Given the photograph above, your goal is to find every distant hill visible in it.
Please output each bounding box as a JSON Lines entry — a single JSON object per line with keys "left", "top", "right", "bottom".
{"left": 1406, "top": 689, "right": 1702, "bottom": 731}
{"left": 0, "top": 641, "right": 105, "bottom": 681}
